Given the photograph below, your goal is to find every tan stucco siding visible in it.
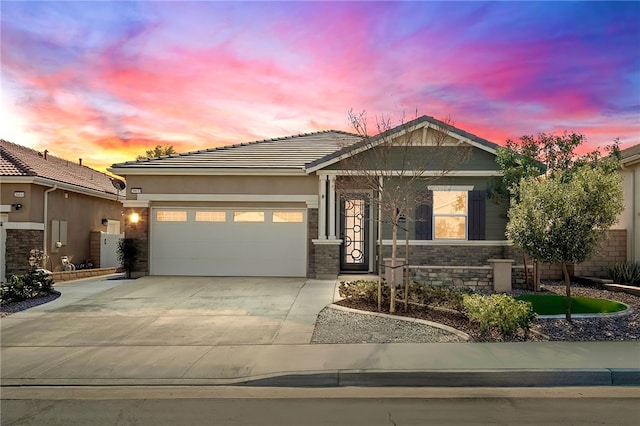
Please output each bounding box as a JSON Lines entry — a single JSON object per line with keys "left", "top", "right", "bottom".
{"left": 125, "top": 175, "right": 318, "bottom": 200}
{"left": 1, "top": 183, "right": 42, "bottom": 222}
{"left": 45, "top": 189, "right": 123, "bottom": 270}
{"left": 614, "top": 163, "right": 639, "bottom": 261}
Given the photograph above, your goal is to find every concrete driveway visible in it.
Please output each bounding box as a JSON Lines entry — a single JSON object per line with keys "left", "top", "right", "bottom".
{"left": 0, "top": 275, "right": 339, "bottom": 347}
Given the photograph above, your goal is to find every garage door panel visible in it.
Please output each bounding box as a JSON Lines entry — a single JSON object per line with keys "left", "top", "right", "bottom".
{"left": 151, "top": 208, "right": 307, "bottom": 276}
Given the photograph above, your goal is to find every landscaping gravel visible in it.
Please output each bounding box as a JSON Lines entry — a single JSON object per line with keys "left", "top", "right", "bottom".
{"left": 311, "top": 307, "right": 466, "bottom": 344}
{"left": 0, "top": 291, "right": 60, "bottom": 318}
{"left": 316, "top": 282, "right": 640, "bottom": 343}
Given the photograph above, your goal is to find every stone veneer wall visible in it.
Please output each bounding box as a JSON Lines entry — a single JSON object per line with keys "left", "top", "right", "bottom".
{"left": 5, "top": 229, "right": 44, "bottom": 278}
{"left": 123, "top": 207, "right": 149, "bottom": 278}
{"left": 381, "top": 244, "right": 519, "bottom": 267}
{"left": 410, "top": 266, "right": 493, "bottom": 291}
{"left": 314, "top": 244, "right": 340, "bottom": 279}
{"left": 307, "top": 208, "right": 318, "bottom": 278}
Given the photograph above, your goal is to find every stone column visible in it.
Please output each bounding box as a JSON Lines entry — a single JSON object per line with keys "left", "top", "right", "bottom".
{"left": 489, "top": 259, "right": 514, "bottom": 292}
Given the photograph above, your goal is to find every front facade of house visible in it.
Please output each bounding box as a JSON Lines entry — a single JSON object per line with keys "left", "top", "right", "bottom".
{"left": 0, "top": 140, "right": 125, "bottom": 281}
{"left": 110, "top": 117, "right": 520, "bottom": 279}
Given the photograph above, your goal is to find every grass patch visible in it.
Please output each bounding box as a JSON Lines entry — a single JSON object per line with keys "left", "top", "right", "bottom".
{"left": 515, "top": 294, "right": 627, "bottom": 315}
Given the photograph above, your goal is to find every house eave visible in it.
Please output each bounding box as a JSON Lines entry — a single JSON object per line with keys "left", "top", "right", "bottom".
{"left": 1, "top": 176, "right": 124, "bottom": 201}
{"left": 108, "top": 167, "right": 308, "bottom": 177}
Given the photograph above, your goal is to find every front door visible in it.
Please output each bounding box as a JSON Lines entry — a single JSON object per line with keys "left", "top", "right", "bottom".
{"left": 340, "top": 195, "right": 369, "bottom": 272}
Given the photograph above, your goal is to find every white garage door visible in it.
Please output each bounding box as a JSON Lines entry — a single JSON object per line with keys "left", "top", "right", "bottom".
{"left": 150, "top": 208, "right": 307, "bottom": 276}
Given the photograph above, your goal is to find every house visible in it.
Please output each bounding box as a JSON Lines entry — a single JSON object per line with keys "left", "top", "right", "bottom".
{"left": 109, "top": 116, "right": 518, "bottom": 280}
{"left": 0, "top": 140, "right": 125, "bottom": 281}
{"left": 617, "top": 144, "right": 640, "bottom": 262}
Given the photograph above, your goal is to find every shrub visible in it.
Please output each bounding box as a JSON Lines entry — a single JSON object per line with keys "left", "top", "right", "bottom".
{"left": 408, "top": 284, "right": 474, "bottom": 311}
{"left": 117, "top": 238, "right": 139, "bottom": 279}
{"left": 463, "top": 294, "right": 536, "bottom": 339}
{"left": 338, "top": 280, "right": 388, "bottom": 303}
{"left": 1, "top": 269, "right": 55, "bottom": 305}
{"left": 607, "top": 262, "right": 640, "bottom": 286}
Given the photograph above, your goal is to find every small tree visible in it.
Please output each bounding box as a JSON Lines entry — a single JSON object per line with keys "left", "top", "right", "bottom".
{"left": 137, "top": 145, "right": 177, "bottom": 160}
{"left": 506, "top": 158, "right": 623, "bottom": 321}
{"left": 337, "top": 110, "right": 471, "bottom": 313}
{"left": 117, "top": 238, "right": 139, "bottom": 279}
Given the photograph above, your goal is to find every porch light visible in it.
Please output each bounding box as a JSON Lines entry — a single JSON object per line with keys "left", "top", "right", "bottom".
{"left": 130, "top": 212, "right": 140, "bottom": 224}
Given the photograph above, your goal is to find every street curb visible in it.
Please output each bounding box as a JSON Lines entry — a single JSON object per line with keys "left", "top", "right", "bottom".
{"left": 2, "top": 369, "right": 638, "bottom": 388}
{"left": 239, "top": 369, "right": 638, "bottom": 387}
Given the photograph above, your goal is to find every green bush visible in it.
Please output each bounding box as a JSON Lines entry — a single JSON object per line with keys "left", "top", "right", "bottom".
{"left": 117, "top": 238, "right": 139, "bottom": 279}
{"left": 1, "top": 269, "right": 55, "bottom": 305}
{"left": 607, "top": 262, "right": 640, "bottom": 286}
{"left": 463, "top": 294, "right": 536, "bottom": 339}
{"left": 338, "top": 280, "right": 388, "bottom": 303}
{"left": 408, "top": 284, "right": 474, "bottom": 311}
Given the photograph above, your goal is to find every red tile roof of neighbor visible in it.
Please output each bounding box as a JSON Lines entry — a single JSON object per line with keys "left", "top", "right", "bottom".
{"left": 0, "top": 139, "right": 125, "bottom": 196}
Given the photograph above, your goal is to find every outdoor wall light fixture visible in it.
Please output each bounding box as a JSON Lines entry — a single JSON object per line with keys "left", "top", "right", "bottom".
{"left": 12, "top": 203, "right": 22, "bottom": 211}
{"left": 130, "top": 212, "right": 140, "bottom": 224}
{"left": 101, "top": 218, "right": 109, "bottom": 226}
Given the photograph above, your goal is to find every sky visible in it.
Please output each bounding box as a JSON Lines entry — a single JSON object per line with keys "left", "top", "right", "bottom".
{"left": 1, "top": 1, "right": 639, "bottom": 173}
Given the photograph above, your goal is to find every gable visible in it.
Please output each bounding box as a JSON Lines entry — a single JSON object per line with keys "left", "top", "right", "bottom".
{"left": 321, "top": 144, "right": 500, "bottom": 172}
{"left": 304, "top": 115, "right": 499, "bottom": 173}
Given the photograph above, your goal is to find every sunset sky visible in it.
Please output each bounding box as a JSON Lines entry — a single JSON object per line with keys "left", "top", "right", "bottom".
{"left": 2, "top": 1, "right": 639, "bottom": 173}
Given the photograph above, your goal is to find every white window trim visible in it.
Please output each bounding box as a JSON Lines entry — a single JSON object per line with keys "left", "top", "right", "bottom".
{"left": 431, "top": 189, "right": 470, "bottom": 241}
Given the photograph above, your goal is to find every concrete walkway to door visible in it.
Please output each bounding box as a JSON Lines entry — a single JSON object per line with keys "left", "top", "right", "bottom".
{"left": 0, "top": 275, "right": 340, "bottom": 348}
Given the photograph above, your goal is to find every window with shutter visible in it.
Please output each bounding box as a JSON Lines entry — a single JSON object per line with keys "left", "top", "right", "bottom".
{"left": 467, "top": 190, "right": 486, "bottom": 240}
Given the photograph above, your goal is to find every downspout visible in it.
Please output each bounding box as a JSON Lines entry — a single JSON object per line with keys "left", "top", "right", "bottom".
{"left": 43, "top": 185, "right": 58, "bottom": 267}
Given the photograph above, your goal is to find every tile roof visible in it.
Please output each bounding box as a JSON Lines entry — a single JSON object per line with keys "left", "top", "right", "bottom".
{"left": 1, "top": 139, "right": 125, "bottom": 195}
{"left": 621, "top": 143, "right": 640, "bottom": 160}
{"left": 111, "top": 130, "right": 362, "bottom": 171}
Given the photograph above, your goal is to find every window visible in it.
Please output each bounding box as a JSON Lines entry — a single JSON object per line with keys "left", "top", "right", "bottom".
{"left": 273, "top": 211, "right": 303, "bottom": 223}
{"left": 234, "top": 211, "right": 264, "bottom": 222}
{"left": 433, "top": 191, "right": 467, "bottom": 239}
{"left": 195, "top": 211, "right": 226, "bottom": 222}
{"left": 157, "top": 211, "right": 187, "bottom": 222}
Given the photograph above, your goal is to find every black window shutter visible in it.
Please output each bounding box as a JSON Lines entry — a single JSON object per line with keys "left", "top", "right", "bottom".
{"left": 468, "top": 190, "right": 486, "bottom": 240}
{"left": 415, "top": 191, "right": 433, "bottom": 240}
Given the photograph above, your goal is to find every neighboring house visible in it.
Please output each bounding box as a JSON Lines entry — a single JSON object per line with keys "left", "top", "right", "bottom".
{"left": 0, "top": 140, "right": 125, "bottom": 281}
{"left": 109, "top": 116, "right": 517, "bottom": 279}
{"left": 616, "top": 144, "right": 640, "bottom": 262}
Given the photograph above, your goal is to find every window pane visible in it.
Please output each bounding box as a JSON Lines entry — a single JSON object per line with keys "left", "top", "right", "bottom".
{"left": 273, "top": 211, "right": 303, "bottom": 223}
{"left": 433, "top": 191, "right": 467, "bottom": 214}
{"left": 234, "top": 211, "right": 264, "bottom": 222}
{"left": 434, "top": 217, "right": 466, "bottom": 239}
{"left": 195, "top": 211, "right": 226, "bottom": 222}
{"left": 157, "top": 211, "right": 187, "bottom": 222}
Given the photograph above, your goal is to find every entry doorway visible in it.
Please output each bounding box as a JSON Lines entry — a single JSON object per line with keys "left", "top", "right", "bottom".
{"left": 339, "top": 195, "right": 370, "bottom": 272}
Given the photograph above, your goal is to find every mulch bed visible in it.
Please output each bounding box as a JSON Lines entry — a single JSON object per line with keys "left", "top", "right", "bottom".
{"left": 0, "top": 291, "right": 61, "bottom": 318}
{"left": 336, "top": 281, "right": 640, "bottom": 342}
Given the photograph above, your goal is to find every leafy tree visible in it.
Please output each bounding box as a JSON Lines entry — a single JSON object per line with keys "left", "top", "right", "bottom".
{"left": 137, "top": 145, "right": 177, "bottom": 160}
{"left": 506, "top": 158, "right": 623, "bottom": 321}
{"left": 492, "top": 133, "right": 619, "bottom": 289}
{"left": 337, "top": 110, "right": 471, "bottom": 313}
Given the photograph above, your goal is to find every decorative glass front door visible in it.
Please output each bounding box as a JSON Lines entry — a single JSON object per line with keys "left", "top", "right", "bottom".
{"left": 340, "top": 195, "right": 369, "bottom": 271}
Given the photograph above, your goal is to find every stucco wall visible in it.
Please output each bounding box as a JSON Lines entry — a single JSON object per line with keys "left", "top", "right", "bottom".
{"left": 613, "top": 163, "right": 639, "bottom": 261}
{"left": 124, "top": 175, "right": 318, "bottom": 200}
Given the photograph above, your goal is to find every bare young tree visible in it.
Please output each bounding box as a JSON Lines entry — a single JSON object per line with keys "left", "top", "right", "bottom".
{"left": 336, "top": 110, "right": 472, "bottom": 313}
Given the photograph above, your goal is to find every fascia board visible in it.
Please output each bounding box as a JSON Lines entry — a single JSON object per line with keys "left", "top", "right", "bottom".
{"left": 1, "top": 176, "right": 124, "bottom": 201}
{"left": 108, "top": 167, "right": 306, "bottom": 177}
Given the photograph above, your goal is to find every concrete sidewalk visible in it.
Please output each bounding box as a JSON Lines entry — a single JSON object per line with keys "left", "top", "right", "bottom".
{"left": 1, "top": 275, "right": 639, "bottom": 387}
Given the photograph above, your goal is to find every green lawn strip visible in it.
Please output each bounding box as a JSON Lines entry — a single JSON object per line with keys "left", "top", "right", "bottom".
{"left": 515, "top": 294, "right": 627, "bottom": 315}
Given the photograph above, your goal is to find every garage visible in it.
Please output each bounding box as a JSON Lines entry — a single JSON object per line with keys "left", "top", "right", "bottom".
{"left": 150, "top": 207, "right": 307, "bottom": 276}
